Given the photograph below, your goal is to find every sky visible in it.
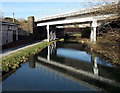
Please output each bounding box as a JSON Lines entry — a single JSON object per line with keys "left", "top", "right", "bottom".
{"left": 1, "top": 0, "right": 118, "bottom": 20}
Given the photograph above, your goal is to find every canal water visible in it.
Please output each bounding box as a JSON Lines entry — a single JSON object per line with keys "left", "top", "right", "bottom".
{"left": 2, "top": 41, "right": 120, "bottom": 92}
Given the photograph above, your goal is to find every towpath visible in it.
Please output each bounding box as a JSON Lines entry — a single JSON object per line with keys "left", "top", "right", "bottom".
{"left": 0, "top": 39, "right": 47, "bottom": 58}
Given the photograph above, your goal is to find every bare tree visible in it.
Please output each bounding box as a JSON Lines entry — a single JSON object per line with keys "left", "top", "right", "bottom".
{"left": 17, "top": 18, "right": 29, "bottom": 32}
{"left": 84, "top": 0, "right": 120, "bottom": 64}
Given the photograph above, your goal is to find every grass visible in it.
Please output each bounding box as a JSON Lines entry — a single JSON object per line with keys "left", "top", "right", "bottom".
{"left": 1, "top": 41, "right": 56, "bottom": 73}
{"left": 70, "top": 34, "right": 81, "bottom": 37}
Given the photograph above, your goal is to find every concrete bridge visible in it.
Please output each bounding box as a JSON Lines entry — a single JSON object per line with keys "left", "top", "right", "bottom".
{"left": 33, "top": 2, "right": 119, "bottom": 43}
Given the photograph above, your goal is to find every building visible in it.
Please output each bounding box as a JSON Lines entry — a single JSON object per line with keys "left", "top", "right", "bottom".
{"left": 0, "top": 21, "right": 19, "bottom": 46}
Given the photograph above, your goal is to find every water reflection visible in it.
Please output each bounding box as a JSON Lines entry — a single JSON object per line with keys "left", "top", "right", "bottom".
{"left": 57, "top": 48, "right": 114, "bottom": 67}
{"left": 45, "top": 42, "right": 114, "bottom": 77}
{"left": 96, "top": 57, "right": 114, "bottom": 67}
{"left": 3, "top": 41, "right": 120, "bottom": 92}
{"left": 39, "top": 45, "right": 100, "bottom": 78}
{"left": 57, "top": 48, "right": 91, "bottom": 62}
{"left": 37, "top": 41, "right": 120, "bottom": 83}
{"left": 47, "top": 42, "right": 56, "bottom": 61}
{"left": 47, "top": 46, "right": 50, "bottom": 61}
{"left": 35, "top": 62, "right": 99, "bottom": 91}
{"left": 3, "top": 62, "right": 96, "bottom": 91}
{"left": 91, "top": 54, "right": 99, "bottom": 76}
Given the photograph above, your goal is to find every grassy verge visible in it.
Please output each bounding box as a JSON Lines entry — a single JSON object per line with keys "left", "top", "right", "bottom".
{"left": 1, "top": 41, "right": 56, "bottom": 73}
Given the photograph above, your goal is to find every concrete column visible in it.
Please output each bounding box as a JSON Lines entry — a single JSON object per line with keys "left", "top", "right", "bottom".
{"left": 51, "top": 26, "right": 56, "bottom": 41}
{"left": 90, "top": 28, "right": 94, "bottom": 42}
{"left": 93, "top": 27, "right": 97, "bottom": 42}
{"left": 47, "top": 25, "right": 50, "bottom": 42}
{"left": 91, "top": 20, "right": 97, "bottom": 43}
{"left": 51, "top": 31, "right": 55, "bottom": 41}
{"left": 53, "top": 31, "right": 56, "bottom": 40}
{"left": 52, "top": 32, "right": 53, "bottom": 41}
{"left": 50, "top": 31, "right": 53, "bottom": 41}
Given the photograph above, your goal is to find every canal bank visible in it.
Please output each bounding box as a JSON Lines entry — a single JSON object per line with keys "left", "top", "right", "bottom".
{"left": 1, "top": 39, "right": 57, "bottom": 75}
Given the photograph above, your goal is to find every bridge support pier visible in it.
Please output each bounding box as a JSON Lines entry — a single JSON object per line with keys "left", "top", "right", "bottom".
{"left": 47, "top": 25, "right": 50, "bottom": 42}
{"left": 90, "top": 20, "right": 97, "bottom": 44}
{"left": 46, "top": 25, "right": 56, "bottom": 42}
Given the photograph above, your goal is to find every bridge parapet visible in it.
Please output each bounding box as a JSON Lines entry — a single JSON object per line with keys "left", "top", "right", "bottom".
{"left": 36, "top": 2, "right": 118, "bottom": 22}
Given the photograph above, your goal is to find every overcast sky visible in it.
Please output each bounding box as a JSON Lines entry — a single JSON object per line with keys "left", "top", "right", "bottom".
{"left": 1, "top": 0, "right": 118, "bottom": 20}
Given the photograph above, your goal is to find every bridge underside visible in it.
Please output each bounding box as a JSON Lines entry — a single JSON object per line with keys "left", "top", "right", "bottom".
{"left": 36, "top": 13, "right": 118, "bottom": 43}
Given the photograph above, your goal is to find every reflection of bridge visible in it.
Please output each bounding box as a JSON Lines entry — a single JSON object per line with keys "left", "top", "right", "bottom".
{"left": 37, "top": 56, "right": 120, "bottom": 89}
{"left": 47, "top": 42, "right": 99, "bottom": 76}
{"left": 28, "top": 41, "right": 120, "bottom": 91}
{"left": 29, "top": 42, "right": 120, "bottom": 90}
{"left": 35, "top": 62, "right": 102, "bottom": 91}
{"left": 35, "top": 2, "right": 119, "bottom": 43}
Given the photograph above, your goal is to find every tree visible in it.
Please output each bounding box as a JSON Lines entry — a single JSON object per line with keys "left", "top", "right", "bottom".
{"left": 84, "top": 0, "right": 120, "bottom": 64}
{"left": 3, "top": 17, "right": 19, "bottom": 23}
{"left": 17, "top": 18, "right": 29, "bottom": 33}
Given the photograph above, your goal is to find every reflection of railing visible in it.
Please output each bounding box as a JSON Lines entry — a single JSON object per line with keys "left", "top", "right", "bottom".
{"left": 37, "top": 56, "right": 120, "bottom": 88}
{"left": 35, "top": 62, "right": 102, "bottom": 91}
{"left": 35, "top": 63, "right": 69, "bottom": 85}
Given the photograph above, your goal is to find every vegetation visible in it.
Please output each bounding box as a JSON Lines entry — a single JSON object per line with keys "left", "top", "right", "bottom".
{"left": 1, "top": 41, "right": 55, "bottom": 73}
{"left": 3, "top": 17, "right": 19, "bottom": 24}
{"left": 78, "top": 27, "right": 120, "bottom": 65}
{"left": 80, "top": 1, "right": 119, "bottom": 64}
{"left": 17, "top": 18, "right": 30, "bottom": 33}
{"left": 90, "top": 29, "right": 119, "bottom": 64}
{"left": 2, "top": 17, "right": 30, "bottom": 34}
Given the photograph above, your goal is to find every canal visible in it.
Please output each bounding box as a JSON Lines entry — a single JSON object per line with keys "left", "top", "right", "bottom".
{"left": 2, "top": 41, "right": 120, "bottom": 92}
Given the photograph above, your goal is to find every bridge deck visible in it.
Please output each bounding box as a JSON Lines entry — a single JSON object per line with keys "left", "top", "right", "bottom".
{"left": 35, "top": 2, "right": 118, "bottom": 23}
